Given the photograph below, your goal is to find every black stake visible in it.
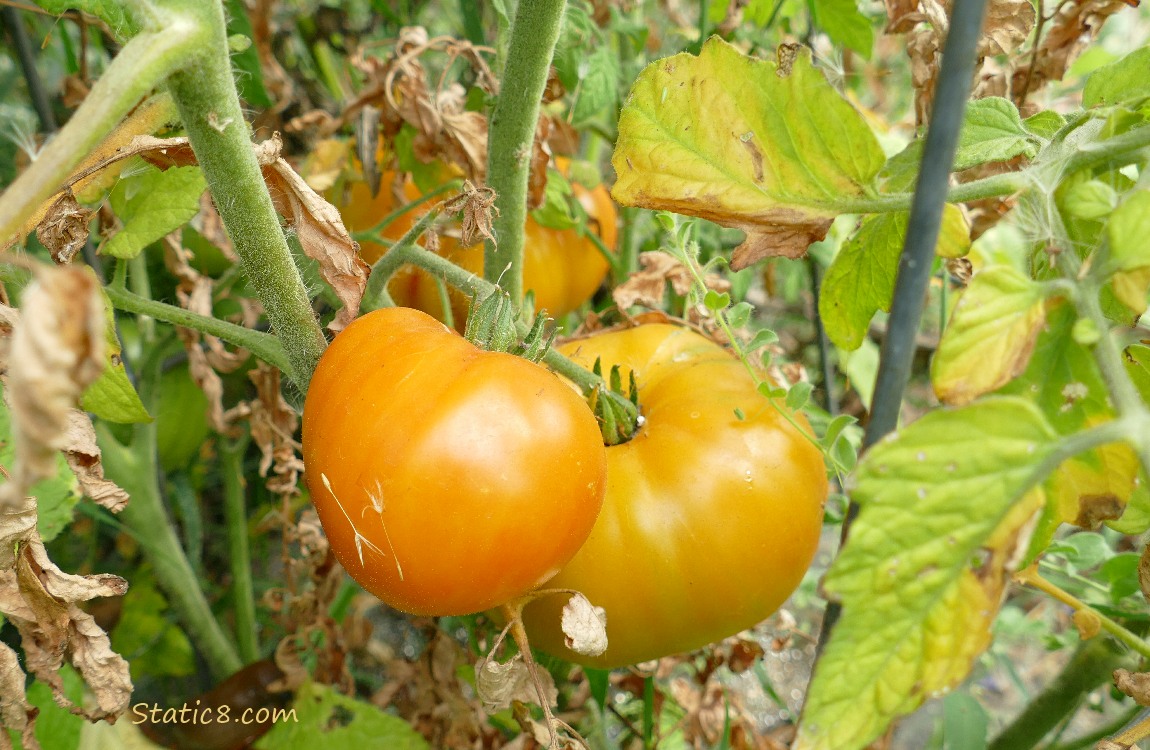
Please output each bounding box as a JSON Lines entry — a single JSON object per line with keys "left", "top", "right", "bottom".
{"left": 816, "top": 0, "right": 990, "bottom": 647}
{"left": 2, "top": 6, "right": 57, "bottom": 133}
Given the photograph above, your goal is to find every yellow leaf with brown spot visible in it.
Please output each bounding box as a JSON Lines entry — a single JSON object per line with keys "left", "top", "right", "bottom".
{"left": 932, "top": 265, "right": 1050, "bottom": 405}
{"left": 611, "top": 37, "right": 884, "bottom": 269}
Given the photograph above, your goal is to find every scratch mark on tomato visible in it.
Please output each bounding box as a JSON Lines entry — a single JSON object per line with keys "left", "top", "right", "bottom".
{"left": 320, "top": 472, "right": 404, "bottom": 581}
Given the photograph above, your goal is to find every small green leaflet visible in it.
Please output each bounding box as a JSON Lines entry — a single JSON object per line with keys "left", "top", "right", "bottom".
{"left": 35, "top": 0, "right": 134, "bottom": 40}
{"left": 811, "top": 0, "right": 874, "bottom": 60}
{"left": 612, "top": 37, "right": 885, "bottom": 268}
{"left": 255, "top": 682, "right": 428, "bottom": 749}
{"left": 0, "top": 383, "right": 79, "bottom": 543}
{"left": 955, "top": 97, "right": 1038, "bottom": 171}
{"left": 103, "top": 165, "right": 207, "bottom": 260}
{"left": 820, "top": 207, "right": 968, "bottom": 351}
{"left": 109, "top": 578, "right": 195, "bottom": 680}
{"left": 795, "top": 397, "right": 1059, "bottom": 750}
{"left": 1083, "top": 46, "right": 1150, "bottom": 108}
{"left": 1106, "top": 190, "right": 1150, "bottom": 313}
{"left": 80, "top": 288, "right": 151, "bottom": 424}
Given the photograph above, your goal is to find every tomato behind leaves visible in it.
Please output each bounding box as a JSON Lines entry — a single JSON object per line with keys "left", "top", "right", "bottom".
{"left": 302, "top": 307, "right": 607, "bottom": 616}
{"left": 522, "top": 324, "right": 827, "bottom": 668}
{"left": 340, "top": 167, "right": 615, "bottom": 324}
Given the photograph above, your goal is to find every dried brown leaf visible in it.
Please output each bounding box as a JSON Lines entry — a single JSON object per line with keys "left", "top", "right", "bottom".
{"left": 36, "top": 191, "right": 91, "bottom": 265}
{"left": 248, "top": 362, "right": 304, "bottom": 496}
{"left": 613, "top": 252, "right": 729, "bottom": 311}
{"left": 1115, "top": 668, "right": 1150, "bottom": 706}
{"left": 258, "top": 134, "right": 368, "bottom": 333}
{"left": 443, "top": 181, "right": 498, "bottom": 247}
{"left": 0, "top": 541, "right": 130, "bottom": 721}
{"left": 475, "top": 653, "right": 557, "bottom": 713}
{"left": 1013, "top": 0, "right": 1136, "bottom": 104}
{"left": 0, "top": 642, "right": 36, "bottom": 750}
{"left": 560, "top": 593, "right": 608, "bottom": 657}
{"left": 1, "top": 267, "right": 104, "bottom": 508}
{"left": 62, "top": 411, "right": 128, "bottom": 512}
{"left": 981, "top": 0, "right": 1036, "bottom": 56}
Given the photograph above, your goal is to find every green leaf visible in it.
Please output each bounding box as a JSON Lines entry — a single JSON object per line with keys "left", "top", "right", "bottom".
{"left": 1023, "top": 110, "right": 1066, "bottom": 140}
{"left": 1047, "top": 531, "right": 1111, "bottom": 569}
{"left": 1106, "top": 190, "right": 1150, "bottom": 314}
{"left": 0, "top": 383, "right": 80, "bottom": 542}
{"left": 1083, "top": 46, "right": 1150, "bottom": 108}
{"left": 942, "top": 690, "right": 989, "bottom": 750}
{"left": 80, "top": 289, "right": 151, "bottom": 424}
{"left": 104, "top": 165, "right": 207, "bottom": 259}
{"left": 747, "top": 328, "right": 779, "bottom": 351}
{"left": 931, "top": 265, "right": 1050, "bottom": 405}
{"left": 573, "top": 46, "right": 621, "bottom": 125}
{"left": 9, "top": 665, "right": 84, "bottom": 750}
{"left": 1107, "top": 190, "right": 1150, "bottom": 272}
{"left": 955, "top": 97, "right": 1037, "bottom": 172}
{"left": 819, "top": 213, "right": 904, "bottom": 350}
{"left": 1062, "top": 179, "right": 1118, "bottom": 220}
{"left": 110, "top": 576, "right": 195, "bottom": 680}
{"left": 785, "top": 381, "right": 813, "bottom": 410}
{"left": 612, "top": 38, "right": 884, "bottom": 268}
{"left": 35, "top": 0, "right": 134, "bottom": 39}
{"left": 796, "top": 398, "right": 1058, "bottom": 750}
{"left": 255, "top": 682, "right": 428, "bottom": 750}
{"left": 704, "top": 290, "right": 731, "bottom": 310}
{"left": 812, "top": 0, "right": 874, "bottom": 59}
{"left": 1101, "top": 552, "right": 1142, "bottom": 601}
{"left": 531, "top": 169, "right": 581, "bottom": 230}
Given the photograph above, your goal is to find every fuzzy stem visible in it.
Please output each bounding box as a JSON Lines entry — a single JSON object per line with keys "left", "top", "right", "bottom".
{"left": 987, "top": 637, "right": 1136, "bottom": 750}
{"left": 221, "top": 433, "right": 259, "bottom": 664}
{"left": 1075, "top": 279, "right": 1150, "bottom": 473}
{"left": 104, "top": 285, "right": 292, "bottom": 377}
{"left": 483, "top": 0, "right": 567, "bottom": 300}
{"left": 0, "top": 26, "right": 194, "bottom": 244}
{"left": 163, "top": 0, "right": 326, "bottom": 390}
{"left": 96, "top": 377, "right": 243, "bottom": 680}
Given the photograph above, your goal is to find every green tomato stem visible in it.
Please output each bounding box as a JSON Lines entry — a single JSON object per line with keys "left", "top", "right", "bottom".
{"left": 221, "top": 433, "right": 259, "bottom": 664}
{"left": 1074, "top": 277, "right": 1150, "bottom": 474}
{"left": 986, "top": 637, "right": 1137, "bottom": 750}
{"left": 366, "top": 235, "right": 636, "bottom": 428}
{"left": 96, "top": 371, "right": 243, "bottom": 681}
{"left": 483, "top": 0, "right": 567, "bottom": 300}
{"left": 0, "top": 26, "right": 193, "bottom": 244}
{"left": 104, "top": 284, "right": 293, "bottom": 377}
{"left": 163, "top": 0, "right": 326, "bottom": 391}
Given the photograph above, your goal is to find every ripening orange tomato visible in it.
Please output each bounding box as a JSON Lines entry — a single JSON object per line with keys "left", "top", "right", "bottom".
{"left": 522, "top": 324, "right": 827, "bottom": 668}
{"left": 301, "top": 307, "right": 607, "bottom": 616}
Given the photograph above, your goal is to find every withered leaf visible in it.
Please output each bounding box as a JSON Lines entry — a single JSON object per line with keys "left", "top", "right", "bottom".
{"left": 257, "top": 134, "right": 368, "bottom": 333}
{"left": 474, "top": 654, "right": 557, "bottom": 713}
{"left": 1115, "top": 668, "right": 1150, "bottom": 706}
{"left": 560, "top": 593, "right": 608, "bottom": 657}
{"left": 36, "top": 191, "right": 91, "bottom": 265}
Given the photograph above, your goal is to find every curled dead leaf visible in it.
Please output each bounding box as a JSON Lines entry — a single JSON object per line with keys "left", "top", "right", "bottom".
{"left": 612, "top": 251, "right": 730, "bottom": 312}
{"left": 257, "top": 134, "right": 368, "bottom": 333}
{"left": 36, "top": 191, "right": 91, "bottom": 265}
{"left": 248, "top": 362, "right": 304, "bottom": 497}
{"left": 560, "top": 593, "right": 608, "bottom": 657}
{"left": 0, "top": 642, "right": 36, "bottom": 750}
{"left": 443, "top": 181, "right": 498, "bottom": 247}
{"left": 1115, "top": 668, "right": 1150, "bottom": 706}
{"left": 475, "top": 653, "right": 557, "bottom": 713}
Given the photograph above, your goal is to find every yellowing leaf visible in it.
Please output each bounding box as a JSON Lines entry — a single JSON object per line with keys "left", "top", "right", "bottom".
{"left": 937, "top": 204, "right": 971, "bottom": 259}
{"left": 1106, "top": 190, "right": 1150, "bottom": 314}
{"left": 611, "top": 37, "right": 884, "bottom": 268}
{"left": 1111, "top": 265, "right": 1150, "bottom": 315}
{"left": 1048, "top": 439, "right": 1138, "bottom": 530}
{"left": 932, "top": 266, "right": 1050, "bottom": 405}
{"left": 796, "top": 398, "right": 1058, "bottom": 750}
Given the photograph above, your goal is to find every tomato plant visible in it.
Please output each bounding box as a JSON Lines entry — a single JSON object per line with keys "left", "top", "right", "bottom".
{"left": 340, "top": 163, "right": 615, "bottom": 324}
{"left": 521, "top": 323, "right": 827, "bottom": 668}
{"left": 301, "top": 306, "right": 607, "bottom": 616}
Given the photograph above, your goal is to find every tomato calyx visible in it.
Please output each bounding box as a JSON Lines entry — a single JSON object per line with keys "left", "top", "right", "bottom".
{"left": 463, "top": 288, "right": 556, "bottom": 363}
{"left": 589, "top": 358, "right": 641, "bottom": 446}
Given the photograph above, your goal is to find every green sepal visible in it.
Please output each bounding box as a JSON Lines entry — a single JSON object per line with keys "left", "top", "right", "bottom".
{"left": 463, "top": 288, "right": 518, "bottom": 353}
{"left": 513, "top": 311, "right": 556, "bottom": 364}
